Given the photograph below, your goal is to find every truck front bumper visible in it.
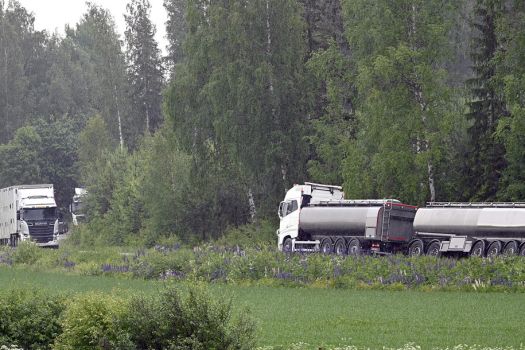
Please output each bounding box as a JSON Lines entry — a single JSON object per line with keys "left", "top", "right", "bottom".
{"left": 36, "top": 240, "right": 59, "bottom": 248}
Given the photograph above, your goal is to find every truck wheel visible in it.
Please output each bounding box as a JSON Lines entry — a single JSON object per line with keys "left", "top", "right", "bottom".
{"left": 470, "top": 240, "right": 485, "bottom": 257}
{"left": 347, "top": 239, "right": 361, "bottom": 256}
{"left": 333, "top": 239, "right": 346, "bottom": 256}
{"left": 502, "top": 241, "right": 518, "bottom": 256}
{"left": 519, "top": 244, "right": 525, "bottom": 256}
{"left": 426, "top": 241, "right": 441, "bottom": 257}
{"left": 320, "top": 238, "right": 333, "bottom": 254}
{"left": 282, "top": 238, "right": 293, "bottom": 253}
{"left": 486, "top": 241, "right": 502, "bottom": 258}
{"left": 408, "top": 240, "right": 424, "bottom": 257}
{"left": 9, "top": 234, "right": 18, "bottom": 248}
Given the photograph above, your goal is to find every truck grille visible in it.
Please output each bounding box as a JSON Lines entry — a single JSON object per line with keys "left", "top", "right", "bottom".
{"left": 29, "top": 225, "right": 54, "bottom": 243}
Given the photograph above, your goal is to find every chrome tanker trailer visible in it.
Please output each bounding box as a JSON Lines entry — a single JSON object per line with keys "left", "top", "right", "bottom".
{"left": 277, "top": 183, "right": 525, "bottom": 257}
{"left": 277, "top": 183, "right": 417, "bottom": 255}
{"left": 413, "top": 203, "right": 525, "bottom": 257}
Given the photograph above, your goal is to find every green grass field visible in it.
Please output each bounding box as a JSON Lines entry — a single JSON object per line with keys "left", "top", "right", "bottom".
{"left": 1, "top": 267, "right": 524, "bottom": 349}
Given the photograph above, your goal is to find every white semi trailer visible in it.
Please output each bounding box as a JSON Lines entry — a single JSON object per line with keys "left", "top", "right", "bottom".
{"left": 0, "top": 184, "right": 59, "bottom": 247}
{"left": 277, "top": 183, "right": 525, "bottom": 257}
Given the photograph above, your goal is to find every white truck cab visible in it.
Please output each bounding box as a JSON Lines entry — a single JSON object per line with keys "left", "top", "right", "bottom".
{"left": 0, "top": 184, "right": 59, "bottom": 247}
{"left": 277, "top": 182, "right": 344, "bottom": 251}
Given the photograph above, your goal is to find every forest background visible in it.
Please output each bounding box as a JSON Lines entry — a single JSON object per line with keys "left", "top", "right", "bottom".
{"left": 0, "top": 0, "right": 524, "bottom": 245}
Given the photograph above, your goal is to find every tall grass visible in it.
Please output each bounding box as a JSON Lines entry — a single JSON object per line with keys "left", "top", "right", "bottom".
{"left": 1, "top": 242, "right": 525, "bottom": 292}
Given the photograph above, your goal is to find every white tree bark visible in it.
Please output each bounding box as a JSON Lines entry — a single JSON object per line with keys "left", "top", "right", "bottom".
{"left": 113, "top": 83, "right": 124, "bottom": 150}
{"left": 248, "top": 188, "right": 256, "bottom": 223}
{"left": 266, "top": 0, "right": 287, "bottom": 186}
{"left": 410, "top": 2, "right": 436, "bottom": 202}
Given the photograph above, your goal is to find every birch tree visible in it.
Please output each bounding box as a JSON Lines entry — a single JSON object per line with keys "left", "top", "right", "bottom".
{"left": 341, "top": 0, "right": 463, "bottom": 204}
{"left": 164, "top": 0, "right": 308, "bottom": 225}
{"left": 72, "top": 3, "right": 132, "bottom": 149}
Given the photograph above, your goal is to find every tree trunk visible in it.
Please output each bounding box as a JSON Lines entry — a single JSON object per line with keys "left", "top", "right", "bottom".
{"left": 113, "top": 83, "right": 124, "bottom": 150}
{"left": 248, "top": 188, "right": 256, "bottom": 223}
{"left": 410, "top": 2, "right": 436, "bottom": 202}
{"left": 266, "top": 0, "right": 287, "bottom": 187}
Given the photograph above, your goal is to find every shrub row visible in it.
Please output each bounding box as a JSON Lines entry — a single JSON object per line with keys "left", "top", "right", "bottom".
{"left": 1, "top": 242, "right": 525, "bottom": 292}
{"left": 0, "top": 286, "right": 255, "bottom": 350}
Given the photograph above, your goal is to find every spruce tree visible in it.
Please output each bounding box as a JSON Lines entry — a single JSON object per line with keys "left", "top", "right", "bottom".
{"left": 495, "top": 1, "right": 525, "bottom": 200}
{"left": 164, "top": 0, "right": 186, "bottom": 76}
{"left": 125, "top": 0, "right": 164, "bottom": 134}
{"left": 465, "top": 0, "right": 508, "bottom": 201}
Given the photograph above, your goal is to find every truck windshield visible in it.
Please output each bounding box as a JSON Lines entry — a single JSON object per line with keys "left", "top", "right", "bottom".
{"left": 23, "top": 208, "right": 57, "bottom": 221}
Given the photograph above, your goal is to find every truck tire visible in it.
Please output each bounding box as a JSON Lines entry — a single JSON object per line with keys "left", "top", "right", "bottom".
{"left": 9, "top": 234, "right": 18, "bottom": 248}
{"left": 426, "top": 241, "right": 441, "bottom": 257}
{"left": 347, "top": 239, "right": 361, "bottom": 256}
{"left": 320, "top": 238, "right": 333, "bottom": 254}
{"left": 333, "top": 238, "right": 346, "bottom": 256}
{"left": 408, "top": 240, "right": 424, "bottom": 257}
{"left": 519, "top": 244, "right": 525, "bottom": 257}
{"left": 486, "top": 241, "right": 502, "bottom": 258}
{"left": 470, "top": 240, "right": 485, "bottom": 257}
{"left": 282, "top": 238, "right": 293, "bottom": 253}
{"left": 503, "top": 241, "right": 518, "bottom": 256}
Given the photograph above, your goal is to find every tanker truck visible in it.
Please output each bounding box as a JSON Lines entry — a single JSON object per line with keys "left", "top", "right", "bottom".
{"left": 0, "top": 184, "right": 60, "bottom": 247}
{"left": 277, "top": 183, "right": 418, "bottom": 255}
{"left": 413, "top": 203, "right": 525, "bottom": 257}
{"left": 277, "top": 183, "right": 525, "bottom": 257}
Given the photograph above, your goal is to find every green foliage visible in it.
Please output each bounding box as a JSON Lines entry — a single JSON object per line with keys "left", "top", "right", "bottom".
{"left": 76, "top": 127, "right": 198, "bottom": 245}
{"left": 465, "top": 0, "right": 508, "bottom": 201}
{"left": 216, "top": 220, "right": 277, "bottom": 249}
{"left": 125, "top": 0, "right": 165, "bottom": 134}
{"left": 4, "top": 242, "right": 525, "bottom": 293}
{"left": 138, "top": 130, "right": 192, "bottom": 243}
{"left": 0, "top": 117, "right": 80, "bottom": 206}
{"left": 306, "top": 41, "right": 354, "bottom": 185}
{"left": 165, "top": 0, "right": 309, "bottom": 226}
{"left": 54, "top": 292, "right": 133, "bottom": 349}
{"left": 126, "top": 285, "right": 256, "bottom": 350}
{"left": 0, "top": 126, "right": 42, "bottom": 187}
{"left": 341, "top": 0, "right": 463, "bottom": 204}
{"left": 0, "top": 283, "right": 255, "bottom": 350}
{"left": 71, "top": 3, "right": 135, "bottom": 148}
{"left": 495, "top": 3, "right": 525, "bottom": 200}
{"left": 0, "top": 1, "right": 48, "bottom": 144}
{"left": 11, "top": 242, "right": 43, "bottom": 265}
{"left": 0, "top": 288, "right": 64, "bottom": 350}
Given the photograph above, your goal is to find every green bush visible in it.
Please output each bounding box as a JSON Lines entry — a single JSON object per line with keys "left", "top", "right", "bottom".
{"left": 156, "top": 285, "right": 256, "bottom": 350}
{"left": 119, "top": 285, "right": 256, "bottom": 350}
{"left": 54, "top": 292, "right": 132, "bottom": 350}
{"left": 217, "top": 220, "right": 277, "bottom": 248}
{"left": 0, "top": 288, "right": 64, "bottom": 350}
{"left": 11, "top": 242, "right": 43, "bottom": 265}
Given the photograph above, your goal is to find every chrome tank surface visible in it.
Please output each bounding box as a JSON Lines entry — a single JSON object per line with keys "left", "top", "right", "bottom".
{"left": 299, "top": 206, "right": 381, "bottom": 236}
{"left": 414, "top": 208, "right": 525, "bottom": 236}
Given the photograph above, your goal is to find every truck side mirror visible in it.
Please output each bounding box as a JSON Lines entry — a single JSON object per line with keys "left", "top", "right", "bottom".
{"left": 278, "top": 202, "right": 284, "bottom": 219}
{"left": 16, "top": 211, "right": 20, "bottom": 220}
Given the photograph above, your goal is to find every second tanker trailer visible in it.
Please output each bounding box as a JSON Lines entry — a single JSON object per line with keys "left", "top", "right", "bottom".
{"left": 277, "top": 182, "right": 525, "bottom": 256}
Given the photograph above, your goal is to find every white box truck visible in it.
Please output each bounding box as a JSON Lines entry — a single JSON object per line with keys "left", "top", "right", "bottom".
{"left": 70, "top": 187, "right": 87, "bottom": 226}
{"left": 0, "top": 184, "right": 59, "bottom": 247}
